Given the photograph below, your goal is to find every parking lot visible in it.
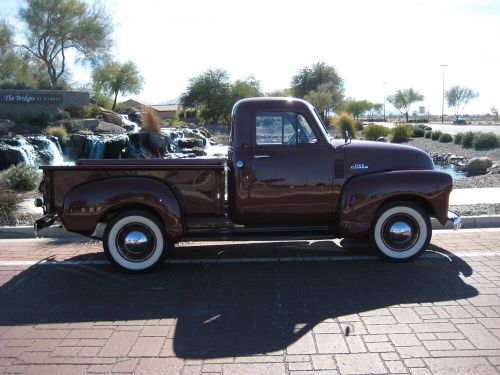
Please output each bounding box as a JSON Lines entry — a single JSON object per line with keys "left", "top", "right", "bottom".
{"left": 1, "top": 229, "right": 500, "bottom": 374}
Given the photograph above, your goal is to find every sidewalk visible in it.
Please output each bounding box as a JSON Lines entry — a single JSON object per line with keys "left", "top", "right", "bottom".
{"left": 450, "top": 188, "right": 500, "bottom": 205}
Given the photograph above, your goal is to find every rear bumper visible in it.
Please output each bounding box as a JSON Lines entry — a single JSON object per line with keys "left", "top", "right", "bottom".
{"left": 447, "top": 211, "right": 461, "bottom": 230}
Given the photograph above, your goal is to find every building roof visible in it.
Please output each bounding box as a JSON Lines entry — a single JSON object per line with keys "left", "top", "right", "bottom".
{"left": 151, "top": 104, "right": 178, "bottom": 112}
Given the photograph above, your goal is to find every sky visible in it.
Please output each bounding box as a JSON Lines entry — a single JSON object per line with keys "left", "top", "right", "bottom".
{"left": 2, "top": 0, "right": 500, "bottom": 115}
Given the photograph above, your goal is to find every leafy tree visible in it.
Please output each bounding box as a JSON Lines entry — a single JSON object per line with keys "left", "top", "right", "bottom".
{"left": 226, "top": 76, "right": 262, "bottom": 121}
{"left": 92, "top": 60, "right": 143, "bottom": 110}
{"left": 266, "top": 88, "right": 293, "bottom": 97}
{"left": 180, "top": 69, "right": 231, "bottom": 123}
{"left": 387, "top": 88, "right": 424, "bottom": 122}
{"left": 340, "top": 98, "right": 373, "bottom": 120}
{"left": 304, "top": 83, "right": 335, "bottom": 116}
{"left": 17, "top": 0, "right": 113, "bottom": 88}
{"left": 291, "top": 61, "right": 344, "bottom": 109}
{"left": 367, "top": 103, "right": 383, "bottom": 119}
{"left": 445, "top": 86, "right": 479, "bottom": 121}
{"left": 0, "top": 19, "right": 51, "bottom": 89}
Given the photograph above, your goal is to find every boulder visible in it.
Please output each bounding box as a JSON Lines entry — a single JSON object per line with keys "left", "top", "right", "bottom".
{"left": 466, "top": 157, "right": 493, "bottom": 175}
{"left": 94, "top": 121, "right": 126, "bottom": 133}
{"left": 58, "top": 118, "right": 101, "bottom": 132}
{"left": 0, "top": 119, "right": 15, "bottom": 134}
{"left": 101, "top": 110, "right": 123, "bottom": 126}
{"left": 0, "top": 143, "right": 25, "bottom": 170}
{"left": 103, "top": 135, "right": 129, "bottom": 159}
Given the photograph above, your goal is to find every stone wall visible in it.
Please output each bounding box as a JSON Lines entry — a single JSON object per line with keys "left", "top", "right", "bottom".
{"left": 0, "top": 90, "right": 90, "bottom": 122}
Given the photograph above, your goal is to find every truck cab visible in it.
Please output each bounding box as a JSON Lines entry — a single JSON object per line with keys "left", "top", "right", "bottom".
{"left": 36, "top": 97, "right": 460, "bottom": 272}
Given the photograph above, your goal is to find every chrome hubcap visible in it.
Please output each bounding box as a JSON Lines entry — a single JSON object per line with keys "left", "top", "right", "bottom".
{"left": 116, "top": 224, "right": 156, "bottom": 262}
{"left": 382, "top": 215, "right": 419, "bottom": 252}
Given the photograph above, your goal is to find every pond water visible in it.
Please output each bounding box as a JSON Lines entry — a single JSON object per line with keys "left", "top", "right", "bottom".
{"left": 434, "top": 163, "right": 468, "bottom": 179}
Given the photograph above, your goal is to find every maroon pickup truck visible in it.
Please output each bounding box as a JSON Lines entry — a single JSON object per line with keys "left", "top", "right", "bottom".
{"left": 35, "top": 97, "right": 460, "bottom": 271}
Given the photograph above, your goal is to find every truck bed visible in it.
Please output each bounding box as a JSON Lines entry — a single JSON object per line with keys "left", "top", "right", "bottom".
{"left": 41, "top": 158, "right": 226, "bottom": 217}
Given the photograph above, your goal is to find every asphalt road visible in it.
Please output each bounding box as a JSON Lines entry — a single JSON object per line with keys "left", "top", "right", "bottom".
{"left": 1, "top": 229, "right": 500, "bottom": 374}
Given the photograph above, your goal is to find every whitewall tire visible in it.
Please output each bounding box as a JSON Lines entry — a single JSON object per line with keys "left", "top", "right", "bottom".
{"left": 370, "top": 202, "right": 431, "bottom": 261}
{"left": 103, "top": 210, "right": 167, "bottom": 272}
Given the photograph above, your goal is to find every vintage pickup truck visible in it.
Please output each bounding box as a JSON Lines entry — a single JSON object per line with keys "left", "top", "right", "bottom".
{"left": 35, "top": 97, "right": 460, "bottom": 271}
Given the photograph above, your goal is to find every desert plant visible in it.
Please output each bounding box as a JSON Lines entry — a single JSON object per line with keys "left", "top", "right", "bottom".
{"left": 438, "top": 133, "right": 453, "bottom": 143}
{"left": 49, "top": 109, "right": 71, "bottom": 121}
{"left": 141, "top": 108, "right": 161, "bottom": 133}
{"left": 473, "top": 132, "right": 499, "bottom": 150}
{"left": 335, "top": 113, "right": 357, "bottom": 139}
{"left": 364, "top": 124, "right": 390, "bottom": 141}
{"left": 355, "top": 121, "right": 364, "bottom": 131}
{"left": 424, "top": 130, "right": 432, "bottom": 139}
{"left": 66, "top": 104, "right": 97, "bottom": 119}
{"left": 0, "top": 188, "right": 20, "bottom": 225}
{"left": 412, "top": 126, "right": 425, "bottom": 137}
{"left": 431, "top": 130, "right": 443, "bottom": 141}
{"left": 453, "top": 132, "right": 463, "bottom": 144}
{"left": 391, "top": 122, "right": 412, "bottom": 143}
{"left": 461, "top": 131, "right": 475, "bottom": 148}
{"left": 44, "top": 124, "right": 69, "bottom": 144}
{"left": 1, "top": 163, "right": 39, "bottom": 191}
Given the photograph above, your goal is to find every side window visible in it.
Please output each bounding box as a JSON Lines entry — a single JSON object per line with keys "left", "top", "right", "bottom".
{"left": 256, "top": 112, "right": 317, "bottom": 145}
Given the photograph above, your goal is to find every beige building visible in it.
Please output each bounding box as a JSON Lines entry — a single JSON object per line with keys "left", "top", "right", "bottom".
{"left": 121, "top": 99, "right": 178, "bottom": 120}
{"left": 151, "top": 104, "right": 178, "bottom": 119}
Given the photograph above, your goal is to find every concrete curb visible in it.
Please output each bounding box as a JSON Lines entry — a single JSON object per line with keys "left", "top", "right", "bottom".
{"left": 0, "top": 215, "right": 499, "bottom": 239}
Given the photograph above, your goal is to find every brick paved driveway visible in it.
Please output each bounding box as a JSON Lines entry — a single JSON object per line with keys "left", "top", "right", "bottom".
{"left": 0, "top": 229, "right": 500, "bottom": 374}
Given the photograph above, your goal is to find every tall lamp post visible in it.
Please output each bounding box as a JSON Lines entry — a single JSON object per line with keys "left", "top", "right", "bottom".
{"left": 383, "top": 81, "right": 387, "bottom": 122}
{"left": 440, "top": 64, "right": 448, "bottom": 124}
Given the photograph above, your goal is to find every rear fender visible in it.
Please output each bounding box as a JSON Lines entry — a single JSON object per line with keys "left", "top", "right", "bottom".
{"left": 338, "top": 170, "right": 452, "bottom": 236}
{"left": 62, "top": 176, "right": 183, "bottom": 241}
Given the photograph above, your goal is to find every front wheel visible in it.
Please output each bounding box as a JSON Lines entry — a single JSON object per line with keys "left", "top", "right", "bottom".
{"left": 103, "top": 210, "right": 167, "bottom": 272}
{"left": 370, "top": 202, "right": 431, "bottom": 261}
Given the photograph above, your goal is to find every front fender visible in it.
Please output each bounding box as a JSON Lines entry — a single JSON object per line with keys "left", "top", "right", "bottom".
{"left": 338, "top": 170, "right": 452, "bottom": 236}
{"left": 62, "top": 176, "right": 183, "bottom": 241}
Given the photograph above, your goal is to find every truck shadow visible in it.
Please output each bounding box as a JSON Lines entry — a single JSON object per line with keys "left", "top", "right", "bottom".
{"left": 0, "top": 243, "right": 477, "bottom": 359}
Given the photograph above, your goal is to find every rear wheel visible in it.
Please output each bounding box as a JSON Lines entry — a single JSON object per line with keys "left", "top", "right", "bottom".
{"left": 103, "top": 210, "right": 167, "bottom": 272}
{"left": 370, "top": 202, "right": 431, "bottom": 261}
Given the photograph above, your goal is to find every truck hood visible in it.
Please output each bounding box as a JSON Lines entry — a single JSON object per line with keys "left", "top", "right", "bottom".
{"left": 338, "top": 140, "right": 434, "bottom": 176}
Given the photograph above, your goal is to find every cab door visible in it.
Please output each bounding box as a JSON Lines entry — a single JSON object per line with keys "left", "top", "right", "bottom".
{"left": 245, "top": 111, "right": 333, "bottom": 225}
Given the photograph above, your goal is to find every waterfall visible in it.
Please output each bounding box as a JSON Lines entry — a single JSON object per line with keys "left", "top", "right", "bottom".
{"left": 28, "top": 135, "right": 65, "bottom": 165}
{"left": 11, "top": 138, "right": 38, "bottom": 165}
{"left": 84, "top": 136, "right": 105, "bottom": 159}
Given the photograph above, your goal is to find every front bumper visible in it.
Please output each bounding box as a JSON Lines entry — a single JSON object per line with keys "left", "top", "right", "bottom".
{"left": 447, "top": 211, "right": 461, "bottom": 230}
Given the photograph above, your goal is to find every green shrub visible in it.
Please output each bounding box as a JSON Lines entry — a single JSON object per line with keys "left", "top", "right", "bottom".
{"left": 438, "top": 133, "right": 453, "bottom": 143}
{"left": 364, "top": 124, "right": 390, "bottom": 140}
{"left": 461, "top": 131, "right": 475, "bottom": 148}
{"left": 1, "top": 164, "right": 39, "bottom": 191}
{"left": 431, "top": 130, "right": 442, "bottom": 140}
{"left": 412, "top": 126, "right": 425, "bottom": 137}
{"left": 335, "top": 113, "right": 356, "bottom": 139}
{"left": 391, "top": 122, "right": 412, "bottom": 143}
{"left": 66, "top": 104, "right": 98, "bottom": 119}
{"left": 424, "top": 130, "right": 432, "bottom": 139}
{"left": 453, "top": 133, "right": 463, "bottom": 144}
{"left": 49, "top": 109, "right": 71, "bottom": 121}
{"left": 424, "top": 126, "right": 432, "bottom": 131}
{"left": 44, "top": 124, "right": 69, "bottom": 144}
{"left": 356, "top": 121, "right": 364, "bottom": 131}
{"left": 473, "top": 132, "right": 499, "bottom": 150}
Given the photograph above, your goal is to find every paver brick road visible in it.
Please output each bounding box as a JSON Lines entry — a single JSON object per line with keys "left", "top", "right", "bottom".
{"left": 0, "top": 229, "right": 500, "bottom": 374}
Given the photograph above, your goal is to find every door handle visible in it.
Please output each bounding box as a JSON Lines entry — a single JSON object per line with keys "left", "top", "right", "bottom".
{"left": 254, "top": 154, "right": 270, "bottom": 159}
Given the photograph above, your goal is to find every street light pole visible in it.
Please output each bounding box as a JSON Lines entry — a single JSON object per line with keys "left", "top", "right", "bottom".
{"left": 383, "top": 81, "right": 387, "bottom": 122}
{"left": 440, "top": 64, "right": 448, "bottom": 124}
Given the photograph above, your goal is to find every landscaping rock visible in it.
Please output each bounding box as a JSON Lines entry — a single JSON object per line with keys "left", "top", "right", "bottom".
{"left": 467, "top": 157, "right": 493, "bottom": 175}
{"left": 101, "top": 110, "right": 123, "bottom": 126}
{"left": 0, "top": 143, "right": 24, "bottom": 170}
{"left": 94, "top": 121, "right": 126, "bottom": 133}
